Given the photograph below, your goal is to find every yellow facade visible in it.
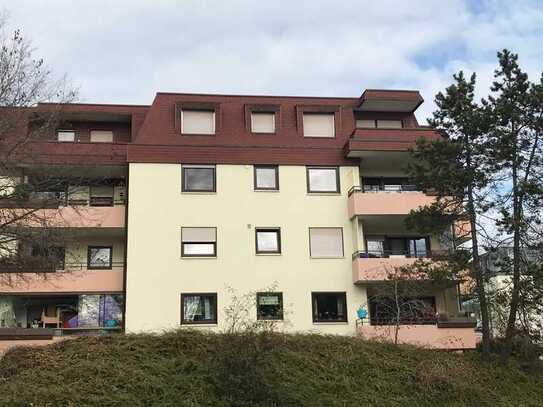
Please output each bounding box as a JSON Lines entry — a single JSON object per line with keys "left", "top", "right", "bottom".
{"left": 125, "top": 163, "right": 459, "bottom": 334}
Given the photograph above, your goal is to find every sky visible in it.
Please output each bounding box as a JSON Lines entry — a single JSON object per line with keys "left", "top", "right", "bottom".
{"left": 2, "top": 0, "right": 543, "bottom": 122}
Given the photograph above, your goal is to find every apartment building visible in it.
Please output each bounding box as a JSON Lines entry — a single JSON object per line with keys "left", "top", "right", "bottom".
{"left": 0, "top": 89, "right": 478, "bottom": 349}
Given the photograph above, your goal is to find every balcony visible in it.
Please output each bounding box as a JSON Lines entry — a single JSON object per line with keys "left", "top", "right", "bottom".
{"left": 0, "top": 262, "right": 124, "bottom": 294}
{"left": 352, "top": 251, "right": 421, "bottom": 283}
{"left": 352, "top": 249, "right": 450, "bottom": 283}
{"left": 348, "top": 186, "right": 436, "bottom": 218}
{"left": 358, "top": 322, "right": 478, "bottom": 350}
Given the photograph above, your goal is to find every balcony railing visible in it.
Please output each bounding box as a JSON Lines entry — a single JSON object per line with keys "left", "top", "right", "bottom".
{"left": 348, "top": 185, "right": 422, "bottom": 197}
{"left": 0, "top": 260, "right": 124, "bottom": 273}
{"left": 352, "top": 250, "right": 433, "bottom": 260}
{"left": 0, "top": 196, "right": 124, "bottom": 209}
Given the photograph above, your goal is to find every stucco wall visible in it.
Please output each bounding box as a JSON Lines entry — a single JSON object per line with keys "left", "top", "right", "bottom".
{"left": 125, "top": 163, "right": 367, "bottom": 334}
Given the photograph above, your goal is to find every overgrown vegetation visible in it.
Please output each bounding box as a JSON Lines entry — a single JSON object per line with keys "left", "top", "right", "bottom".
{"left": 0, "top": 331, "right": 541, "bottom": 406}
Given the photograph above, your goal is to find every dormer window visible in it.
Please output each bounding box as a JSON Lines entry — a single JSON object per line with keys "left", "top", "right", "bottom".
{"left": 251, "top": 112, "right": 275, "bottom": 133}
{"left": 302, "top": 113, "right": 335, "bottom": 138}
{"left": 181, "top": 110, "right": 215, "bottom": 135}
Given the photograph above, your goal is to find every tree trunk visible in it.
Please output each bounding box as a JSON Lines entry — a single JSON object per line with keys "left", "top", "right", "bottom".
{"left": 466, "top": 147, "right": 491, "bottom": 358}
{"left": 502, "top": 157, "right": 522, "bottom": 362}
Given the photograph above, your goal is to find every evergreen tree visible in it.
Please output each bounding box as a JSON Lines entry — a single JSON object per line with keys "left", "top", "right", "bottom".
{"left": 406, "top": 72, "right": 494, "bottom": 357}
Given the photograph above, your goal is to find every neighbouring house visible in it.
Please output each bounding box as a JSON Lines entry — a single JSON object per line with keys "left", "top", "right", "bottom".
{"left": 462, "top": 247, "right": 543, "bottom": 341}
{"left": 0, "top": 89, "right": 478, "bottom": 349}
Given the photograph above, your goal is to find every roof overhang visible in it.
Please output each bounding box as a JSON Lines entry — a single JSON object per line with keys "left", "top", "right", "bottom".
{"left": 357, "top": 89, "right": 424, "bottom": 113}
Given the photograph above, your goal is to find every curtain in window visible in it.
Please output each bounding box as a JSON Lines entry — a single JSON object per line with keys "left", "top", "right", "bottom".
{"left": 0, "top": 296, "right": 16, "bottom": 328}
{"left": 184, "top": 296, "right": 201, "bottom": 321}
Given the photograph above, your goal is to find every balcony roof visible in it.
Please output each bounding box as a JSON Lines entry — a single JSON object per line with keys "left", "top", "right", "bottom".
{"left": 345, "top": 128, "right": 442, "bottom": 157}
{"left": 357, "top": 89, "right": 424, "bottom": 113}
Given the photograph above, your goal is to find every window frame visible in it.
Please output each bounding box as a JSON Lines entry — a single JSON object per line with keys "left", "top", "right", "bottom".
{"left": 308, "top": 227, "right": 344, "bottom": 258}
{"left": 255, "top": 227, "right": 282, "bottom": 254}
{"left": 181, "top": 227, "right": 217, "bottom": 258}
{"left": 87, "top": 246, "right": 113, "bottom": 270}
{"left": 181, "top": 109, "right": 216, "bottom": 135}
{"left": 256, "top": 292, "right": 284, "bottom": 321}
{"left": 311, "top": 291, "right": 348, "bottom": 323}
{"left": 181, "top": 165, "right": 217, "bottom": 193}
{"left": 302, "top": 112, "right": 336, "bottom": 138}
{"left": 253, "top": 165, "right": 279, "bottom": 191}
{"left": 180, "top": 293, "right": 218, "bottom": 325}
{"left": 306, "top": 166, "right": 340, "bottom": 194}
{"left": 250, "top": 111, "right": 276, "bottom": 134}
{"left": 57, "top": 129, "right": 76, "bottom": 142}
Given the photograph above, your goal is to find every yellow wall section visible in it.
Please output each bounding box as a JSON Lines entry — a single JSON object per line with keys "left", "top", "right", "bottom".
{"left": 125, "top": 163, "right": 366, "bottom": 334}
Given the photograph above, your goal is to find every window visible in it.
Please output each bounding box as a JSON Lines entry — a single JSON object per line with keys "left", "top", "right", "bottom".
{"left": 251, "top": 112, "right": 275, "bottom": 133}
{"left": 87, "top": 246, "right": 112, "bottom": 269}
{"left": 57, "top": 130, "right": 75, "bottom": 142}
{"left": 89, "top": 185, "right": 114, "bottom": 207}
{"left": 31, "top": 245, "right": 65, "bottom": 270}
{"left": 355, "top": 119, "right": 376, "bottom": 128}
{"left": 181, "top": 293, "right": 217, "bottom": 324}
{"left": 182, "top": 165, "right": 216, "bottom": 192}
{"left": 377, "top": 120, "right": 402, "bottom": 129}
{"left": 307, "top": 167, "right": 340, "bottom": 193}
{"left": 254, "top": 165, "right": 279, "bottom": 190}
{"left": 78, "top": 294, "right": 124, "bottom": 328}
{"left": 312, "top": 292, "right": 347, "bottom": 323}
{"left": 257, "top": 292, "right": 283, "bottom": 320}
{"left": 181, "top": 227, "right": 217, "bottom": 257}
{"left": 309, "top": 227, "right": 343, "bottom": 258}
{"left": 181, "top": 110, "right": 215, "bottom": 135}
{"left": 303, "top": 113, "right": 335, "bottom": 138}
{"left": 255, "top": 228, "right": 281, "bottom": 254}
{"left": 369, "top": 296, "right": 436, "bottom": 325}
{"left": 365, "top": 239, "right": 385, "bottom": 257}
{"left": 90, "top": 130, "right": 114, "bottom": 143}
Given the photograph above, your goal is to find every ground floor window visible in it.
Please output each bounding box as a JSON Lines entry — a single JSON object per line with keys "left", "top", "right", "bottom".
{"left": 78, "top": 294, "right": 124, "bottom": 328}
{"left": 369, "top": 296, "right": 436, "bottom": 325}
{"left": 181, "top": 293, "right": 217, "bottom": 324}
{"left": 0, "top": 294, "right": 123, "bottom": 329}
{"left": 312, "top": 292, "right": 347, "bottom": 323}
{"left": 256, "top": 292, "right": 283, "bottom": 320}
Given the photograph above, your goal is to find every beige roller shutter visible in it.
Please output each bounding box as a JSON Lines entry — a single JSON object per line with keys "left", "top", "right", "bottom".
{"left": 303, "top": 113, "right": 335, "bottom": 138}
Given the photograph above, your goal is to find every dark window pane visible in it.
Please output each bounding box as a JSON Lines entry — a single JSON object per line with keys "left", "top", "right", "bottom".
{"left": 257, "top": 293, "right": 283, "bottom": 320}
{"left": 183, "top": 167, "right": 215, "bottom": 192}
{"left": 312, "top": 293, "right": 347, "bottom": 322}
{"left": 88, "top": 247, "right": 112, "bottom": 268}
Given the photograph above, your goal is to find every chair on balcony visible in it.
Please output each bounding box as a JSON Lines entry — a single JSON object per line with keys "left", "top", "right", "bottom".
{"left": 40, "top": 306, "right": 61, "bottom": 328}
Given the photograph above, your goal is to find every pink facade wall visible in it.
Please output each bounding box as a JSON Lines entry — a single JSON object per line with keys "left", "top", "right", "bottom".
{"left": 0, "top": 268, "right": 124, "bottom": 294}
{"left": 352, "top": 257, "right": 419, "bottom": 282}
{"left": 359, "top": 324, "right": 479, "bottom": 349}
{"left": 348, "top": 191, "right": 436, "bottom": 217}
{"left": 9, "top": 206, "right": 126, "bottom": 228}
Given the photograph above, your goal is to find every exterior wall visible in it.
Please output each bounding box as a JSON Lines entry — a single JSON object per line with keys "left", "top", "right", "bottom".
{"left": 358, "top": 324, "right": 478, "bottom": 349}
{"left": 125, "top": 163, "right": 367, "bottom": 334}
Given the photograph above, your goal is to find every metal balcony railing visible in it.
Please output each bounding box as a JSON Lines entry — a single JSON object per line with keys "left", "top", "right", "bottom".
{"left": 347, "top": 185, "right": 422, "bottom": 196}
{"left": 0, "top": 260, "right": 124, "bottom": 273}
{"left": 352, "top": 249, "right": 431, "bottom": 260}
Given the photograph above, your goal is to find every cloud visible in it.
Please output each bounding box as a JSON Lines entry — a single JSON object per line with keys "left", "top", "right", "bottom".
{"left": 3, "top": 0, "right": 543, "bottom": 122}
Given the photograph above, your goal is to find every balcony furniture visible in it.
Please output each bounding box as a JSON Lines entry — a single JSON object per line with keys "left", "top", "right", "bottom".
{"left": 40, "top": 307, "right": 61, "bottom": 328}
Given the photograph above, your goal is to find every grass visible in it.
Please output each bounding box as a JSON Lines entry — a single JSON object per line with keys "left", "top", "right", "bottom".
{"left": 0, "top": 330, "right": 542, "bottom": 406}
